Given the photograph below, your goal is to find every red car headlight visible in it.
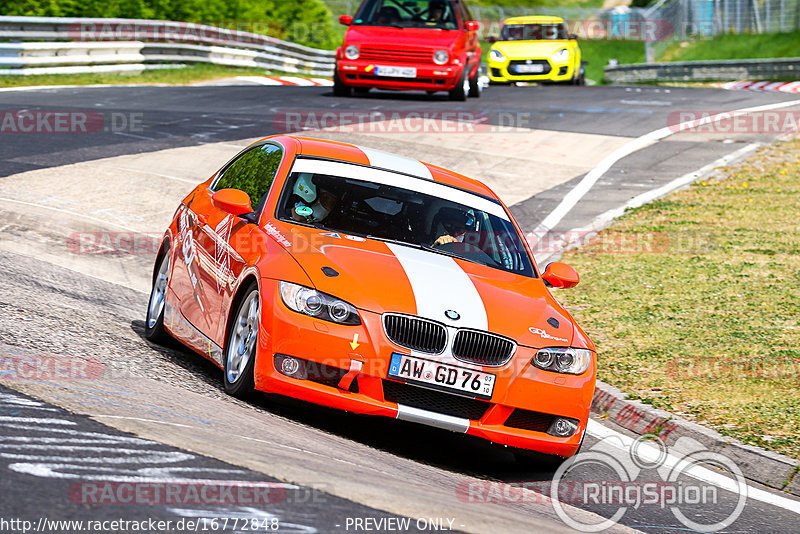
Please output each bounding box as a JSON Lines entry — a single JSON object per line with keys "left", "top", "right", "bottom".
{"left": 344, "top": 45, "right": 360, "bottom": 60}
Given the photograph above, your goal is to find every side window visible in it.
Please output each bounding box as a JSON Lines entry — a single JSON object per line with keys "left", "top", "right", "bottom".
{"left": 214, "top": 143, "right": 283, "bottom": 210}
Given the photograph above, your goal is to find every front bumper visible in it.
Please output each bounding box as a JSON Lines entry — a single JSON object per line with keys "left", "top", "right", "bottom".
{"left": 337, "top": 60, "right": 463, "bottom": 91}
{"left": 254, "top": 279, "right": 595, "bottom": 457}
{"left": 488, "top": 57, "right": 575, "bottom": 83}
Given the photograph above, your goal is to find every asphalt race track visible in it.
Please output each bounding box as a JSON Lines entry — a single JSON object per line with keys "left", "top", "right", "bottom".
{"left": 1, "top": 82, "right": 799, "bottom": 533}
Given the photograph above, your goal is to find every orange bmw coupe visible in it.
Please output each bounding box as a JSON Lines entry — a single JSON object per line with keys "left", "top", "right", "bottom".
{"left": 145, "top": 135, "right": 596, "bottom": 460}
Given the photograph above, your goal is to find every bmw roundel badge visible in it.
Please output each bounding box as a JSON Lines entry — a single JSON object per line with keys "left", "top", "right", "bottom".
{"left": 445, "top": 310, "right": 460, "bottom": 321}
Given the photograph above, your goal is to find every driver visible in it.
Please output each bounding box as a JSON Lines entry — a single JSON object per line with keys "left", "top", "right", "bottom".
{"left": 290, "top": 173, "right": 337, "bottom": 224}
{"left": 433, "top": 208, "right": 475, "bottom": 247}
{"left": 426, "top": 1, "right": 447, "bottom": 24}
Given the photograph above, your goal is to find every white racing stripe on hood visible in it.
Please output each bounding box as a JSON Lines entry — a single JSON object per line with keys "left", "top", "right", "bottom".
{"left": 387, "top": 243, "right": 488, "bottom": 330}
{"left": 358, "top": 146, "right": 433, "bottom": 180}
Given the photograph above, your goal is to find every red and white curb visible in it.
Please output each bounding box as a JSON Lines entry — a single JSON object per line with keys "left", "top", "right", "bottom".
{"left": 715, "top": 80, "right": 800, "bottom": 93}
{"left": 234, "top": 76, "right": 333, "bottom": 87}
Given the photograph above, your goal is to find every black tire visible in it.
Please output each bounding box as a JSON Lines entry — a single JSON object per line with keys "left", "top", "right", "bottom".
{"left": 572, "top": 65, "right": 586, "bottom": 86}
{"left": 448, "top": 68, "right": 469, "bottom": 101}
{"left": 333, "top": 70, "right": 351, "bottom": 97}
{"left": 144, "top": 252, "right": 171, "bottom": 345}
{"left": 223, "top": 283, "right": 259, "bottom": 398}
{"left": 468, "top": 67, "right": 481, "bottom": 98}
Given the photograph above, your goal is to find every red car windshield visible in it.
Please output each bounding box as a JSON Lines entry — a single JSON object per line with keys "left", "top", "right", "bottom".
{"left": 500, "top": 23, "right": 568, "bottom": 41}
{"left": 354, "top": 0, "right": 459, "bottom": 29}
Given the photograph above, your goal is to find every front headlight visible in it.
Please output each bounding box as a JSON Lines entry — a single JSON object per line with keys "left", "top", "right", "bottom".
{"left": 433, "top": 50, "right": 449, "bottom": 65}
{"left": 532, "top": 347, "right": 591, "bottom": 375}
{"left": 344, "top": 45, "right": 360, "bottom": 60}
{"left": 489, "top": 48, "right": 505, "bottom": 62}
{"left": 552, "top": 48, "right": 570, "bottom": 62}
{"left": 279, "top": 281, "right": 361, "bottom": 325}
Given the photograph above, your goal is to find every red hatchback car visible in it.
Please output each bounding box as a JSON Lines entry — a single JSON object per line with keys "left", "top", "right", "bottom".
{"left": 334, "top": 0, "right": 482, "bottom": 100}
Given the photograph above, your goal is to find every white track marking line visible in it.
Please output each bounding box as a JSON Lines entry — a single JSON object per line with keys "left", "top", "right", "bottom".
{"left": 533, "top": 98, "right": 800, "bottom": 236}
{"left": 587, "top": 420, "right": 800, "bottom": 515}
{"left": 0, "top": 197, "right": 138, "bottom": 232}
{"left": 589, "top": 142, "right": 760, "bottom": 230}
{"left": 535, "top": 142, "right": 762, "bottom": 265}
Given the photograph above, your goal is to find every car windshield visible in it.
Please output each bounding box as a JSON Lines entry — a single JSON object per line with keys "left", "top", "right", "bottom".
{"left": 353, "top": 0, "right": 459, "bottom": 29}
{"left": 500, "top": 23, "right": 568, "bottom": 41}
{"left": 277, "top": 158, "right": 535, "bottom": 277}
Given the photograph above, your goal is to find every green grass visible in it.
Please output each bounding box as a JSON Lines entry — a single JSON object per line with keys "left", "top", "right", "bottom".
{"left": 578, "top": 39, "right": 645, "bottom": 83}
{"left": 558, "top": 138, "right": 800, "bottom": 459}
{"left": 660, "top": 31, "right": 800, "bottom": 62}
{"left": 0, "top": 64, "right": 310, "bottom": 88}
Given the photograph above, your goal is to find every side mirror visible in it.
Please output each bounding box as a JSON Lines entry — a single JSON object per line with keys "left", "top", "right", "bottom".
{"left": 212, "top": 189, "right": 253, "bottom": 217}
{"left": 542, "top": 262, "right": 580, "bottom": 289}
{"left": 569, "top": 33, "right": 578, "bottom": 40}
{"left": 339, "top": 15, "right": 352, "bottom": 25}
{"left": 486, "top": 35, "right": 497, "bottom": 43}
{"left": 465, "top": 20, "right": 480, "bottom": 31}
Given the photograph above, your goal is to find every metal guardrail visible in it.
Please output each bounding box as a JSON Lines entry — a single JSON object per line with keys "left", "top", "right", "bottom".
{"left": 0, "top": 16, "right": 335, "bottom": 76}
{"left": 605, "top": 57, "right": 800, "bottom": 83}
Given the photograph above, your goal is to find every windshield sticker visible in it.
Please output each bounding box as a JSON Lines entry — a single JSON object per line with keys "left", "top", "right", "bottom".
{"left": 344, "top": 235, "right": 366, "bottom": 242}
{"left": 529, "top": 327, "right": 568, "bottom": 343}
{"left": 321, "top": 232, "right": 342, "bottom": 239}
{"left": 295, "top": 205, "right": 313, "bottom": 217}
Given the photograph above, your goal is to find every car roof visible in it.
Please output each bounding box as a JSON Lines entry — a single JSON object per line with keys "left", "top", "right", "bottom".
{"left": 265, "top": 135, "right": 500, "bottom": 201}
{"left": 503, "top": 16, "right": 565, "bottom": 24}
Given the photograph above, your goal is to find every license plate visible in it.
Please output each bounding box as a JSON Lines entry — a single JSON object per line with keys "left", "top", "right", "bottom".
{"left": 515, "top": 64, "right": 545, "bottom": 73}
{"left": 374, "top": 65, "right": 417, "bottom": 78}
{"left": 388, "top": 353, "right": 495, "bottom": 400}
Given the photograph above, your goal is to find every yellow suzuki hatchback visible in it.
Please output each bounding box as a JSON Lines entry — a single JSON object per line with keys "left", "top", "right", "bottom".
{"left": 487, "top": 16, "right": 584, "bottom": 85}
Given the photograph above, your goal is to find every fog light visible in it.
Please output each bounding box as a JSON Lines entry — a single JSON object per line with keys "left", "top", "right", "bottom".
{"left": 548, "top": 417, "right": 578, "bottom": 437}
{"left": 275, "top": 354, "right": 306, "bottom": 379}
